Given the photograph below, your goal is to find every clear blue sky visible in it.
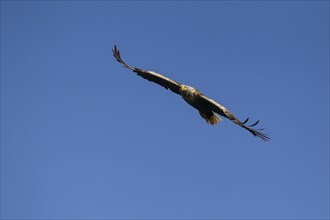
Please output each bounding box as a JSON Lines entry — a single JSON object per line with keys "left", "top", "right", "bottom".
{"left": 1, "top": 1, "right": 329, "bottom": 219}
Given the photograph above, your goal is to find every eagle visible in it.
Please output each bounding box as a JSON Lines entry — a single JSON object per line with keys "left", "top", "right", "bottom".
{"left": 113, "top": 45, "right": 270, "bottom": 142}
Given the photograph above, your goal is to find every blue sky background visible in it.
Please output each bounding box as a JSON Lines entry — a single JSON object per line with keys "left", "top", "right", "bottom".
{"left": 1, "top": 1, "right": 329, "bottom": 219}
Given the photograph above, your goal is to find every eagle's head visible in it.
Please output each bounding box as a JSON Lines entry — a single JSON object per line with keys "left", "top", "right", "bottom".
{"left": 179, "top": 85, "right": 200, "bottom": 98}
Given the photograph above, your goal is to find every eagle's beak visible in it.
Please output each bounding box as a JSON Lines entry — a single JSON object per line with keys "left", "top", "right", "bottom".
{"left": 180, "top": 85, "right": 186, "bottom": 92}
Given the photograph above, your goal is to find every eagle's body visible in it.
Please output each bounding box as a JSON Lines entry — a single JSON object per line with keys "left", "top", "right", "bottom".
{"left": 179, "top": 85, "right": 221, "bottom": 125}
{"left": 113, "top": 46, "right": 270, "bottom": 141}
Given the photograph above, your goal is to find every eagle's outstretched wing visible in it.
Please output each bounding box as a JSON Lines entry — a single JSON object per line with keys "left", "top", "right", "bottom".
{"left": 198, "top": 94, "right": 270, "bottom": 141}
{"left": 112, "top": 45, "right": 181, "bottom": 95}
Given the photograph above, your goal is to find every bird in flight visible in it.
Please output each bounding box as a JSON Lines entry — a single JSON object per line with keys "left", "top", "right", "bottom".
{"left": 112, "top": 45, "right": 270, "bottom": 142}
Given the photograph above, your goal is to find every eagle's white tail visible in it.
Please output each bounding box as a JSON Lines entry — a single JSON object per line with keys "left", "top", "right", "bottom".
{"left": 199, "top": 111, "right": 222, "bottom": 125}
